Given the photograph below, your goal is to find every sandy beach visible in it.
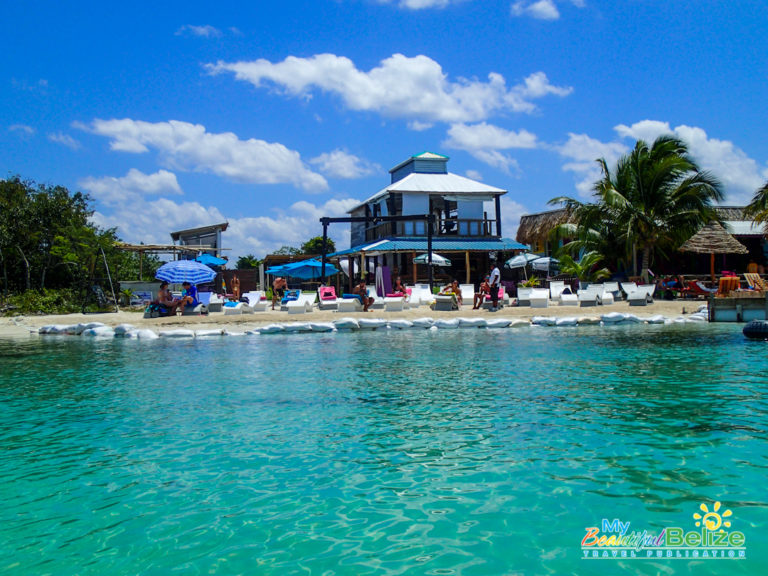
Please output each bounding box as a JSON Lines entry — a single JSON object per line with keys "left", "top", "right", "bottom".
{"left": 0, "top": 299, "right": 702, "bottom": 339}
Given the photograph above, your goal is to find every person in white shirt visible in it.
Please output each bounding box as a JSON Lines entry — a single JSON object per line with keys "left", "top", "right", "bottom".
{"left": 488, "top": 261, "right": 501, "bottom": 310}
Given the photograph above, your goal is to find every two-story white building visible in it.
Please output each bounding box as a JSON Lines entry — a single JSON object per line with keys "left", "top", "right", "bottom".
{"left": 328, "top": 152, "right": 528, "bottom": 289}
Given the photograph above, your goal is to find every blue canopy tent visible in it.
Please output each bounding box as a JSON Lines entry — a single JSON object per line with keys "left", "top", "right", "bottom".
{"left": 195, "top": 253, "right": 227, "bottom": 267}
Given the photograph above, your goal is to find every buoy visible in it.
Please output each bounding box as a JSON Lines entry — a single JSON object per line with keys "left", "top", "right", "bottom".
{"left": 743, "top": 319, "right": 768, "bottom": 340}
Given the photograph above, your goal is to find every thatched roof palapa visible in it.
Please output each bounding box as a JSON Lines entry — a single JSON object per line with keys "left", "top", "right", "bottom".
{"left": 679, "top": 222, "right": 749, "bottom": 255}
{"left": 516, "top": 208, "right": 573, "bottom": 245}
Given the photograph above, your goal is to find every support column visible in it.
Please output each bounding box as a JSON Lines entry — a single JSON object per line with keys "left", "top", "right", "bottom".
{"left": 465, "top": 251, "right": 470, "bottom": 284}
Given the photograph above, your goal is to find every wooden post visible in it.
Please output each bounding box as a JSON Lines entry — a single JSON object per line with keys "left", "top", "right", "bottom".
{"left": 411, "top": 251, "right": 417, "bottom": 284}
{"left": 465, "top": 251, "right": 470, "bottom": 284}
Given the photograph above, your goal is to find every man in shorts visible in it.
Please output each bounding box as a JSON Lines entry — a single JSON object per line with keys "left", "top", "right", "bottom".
{"left": 488, "top": 260, "right": 501, "bottom": 311}
{"left": 272, "top": 276, "right": 287, "bottom": 310}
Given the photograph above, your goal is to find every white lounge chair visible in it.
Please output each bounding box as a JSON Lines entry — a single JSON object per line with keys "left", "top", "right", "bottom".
{"left": 223, "top": 301, "right": 245, "bottom": 315}
{"left": 433, "top": 294, "right": 457, "bottom": 311}
{"left": 408, "top": 283, "right": 433, "bottom": 306}
{"left": 242, "top": 290, "right": 269, "bottom": 311}
{"left": 529, "top": 288, "right": 550, "bottom": 308}
{"left": 317, "top": 286, "right": 339, "bottom": 310}
{"left": 459, "top": 284, "right": 475, "bottom": 306}
{"left": 620, "top": 282, "right": 638, "bottom": 300}
{"left": 367, "top": 288, "right": 385, "bottom": 310}
{"left": 286, "top": 293, "right": 316, "bottom": 314}
{"left": 337, "top": 296, "right": 363, "bottom": 313}
{"left": 603, "top": 282, "right": 621, "bottom": 301}
{"left": 578, "top": 284, "right": 602, "bottom": 307}
{"left": 206, "top": 292, "right": 224, "bottom": 313}
{"left": 549, "top": 281, "right": 565, "bottom": 300}
{"left": 384, "top": 295, "right": 406, "bottom": 312}
{"left": 628, "top": 284, "right": 656, "bottom": 306}
{"left": 517, "top": 287, "right": 532, "bottom": 306}
{"left": 559, "top": 288, "right": 578, "bottom": 306}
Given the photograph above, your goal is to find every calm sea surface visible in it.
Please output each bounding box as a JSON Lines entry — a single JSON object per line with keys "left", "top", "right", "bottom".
{"left": 1, "top": 323, "right": 766, "bottom": 575}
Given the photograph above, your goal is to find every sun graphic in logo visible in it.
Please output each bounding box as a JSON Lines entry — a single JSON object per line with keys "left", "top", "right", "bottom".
{"left": 693, "top": 501, "right": 732, "bottom": 531}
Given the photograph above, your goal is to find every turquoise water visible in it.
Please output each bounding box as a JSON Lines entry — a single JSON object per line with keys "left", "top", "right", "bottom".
{"left": 1, "top": 324, "right": 766, "bottom": 575}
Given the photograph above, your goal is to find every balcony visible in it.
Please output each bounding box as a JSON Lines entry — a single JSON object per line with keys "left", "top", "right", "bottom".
{"left": 365, "top": 218, "right": 498, "bottom": 241}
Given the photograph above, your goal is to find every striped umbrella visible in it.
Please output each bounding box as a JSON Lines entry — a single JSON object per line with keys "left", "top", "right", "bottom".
{"left": 155, "top": 260, "right": 216, "bottom": 284}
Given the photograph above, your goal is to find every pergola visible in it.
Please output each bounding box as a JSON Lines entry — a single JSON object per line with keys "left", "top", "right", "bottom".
{"left": 114, "top": 242, "right": 226, "bottom": 280}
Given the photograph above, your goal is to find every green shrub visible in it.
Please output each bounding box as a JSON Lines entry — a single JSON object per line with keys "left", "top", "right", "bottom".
{"left": 1, "top": 288, "right": 82, "bottom": 316}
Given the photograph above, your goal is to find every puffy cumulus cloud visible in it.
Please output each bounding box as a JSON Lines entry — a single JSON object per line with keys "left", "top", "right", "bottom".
{"left": 511, "top": 0, "right": 560, "bottom": 20}
{"left": 79, "top": 118, "right": 328, "bottom": 192}
{"left": 443, "top": 122, "right": 538, "bottom": 173}
{"left": 47, "top": 132, "right": 81, "bottom": 150}
{"left": 206, "top": 53, "right": 572, "bottom": 124}
{"left": 91, "top": 198, "right": 226, "bottom": 246}
{"left": 89, "top": 183, "right": 358, "bottom": 260}
{"left": 80, "top": 169, "right": 182, "bottom": 207}
{"left": 555, "top": 133, "right": 629, "bottom": 197}
{"left": 309, "top": 149, "right": 381, "bottom": 179}
{"left": 175, "top": 25, "right": 222, "bottom": 37}
{"left": 615, "top": 120, "right": 768, "bottom": 205}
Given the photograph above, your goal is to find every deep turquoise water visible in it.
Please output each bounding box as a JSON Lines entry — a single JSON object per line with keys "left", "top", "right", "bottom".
{"left": 1, "top": 323, "right": 766, "bottom": 575}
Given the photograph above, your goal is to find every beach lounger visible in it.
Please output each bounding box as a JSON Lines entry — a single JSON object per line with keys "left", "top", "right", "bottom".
{"left": 286, "top": 293, "right": 316, "bottom": 314}
{"left": 627, "top": 284, "right": 656, "bottom": 306}
{"left": 620, "top": 282, "right": 638, "bottom": 300}
{"left": 516, "top": 287, "right": 532, "bottom": 306}
{"left": 205, "top": 292, "right": 224, "bottom": 313}
{"left": 744, "top": 273, "right": 768, "bottom": 292}
{"left": 596, "top": 284, "right": 615, "bottom": 305}
{"left": 578, "top": 284, "right": 602, "bottom": 307}
{"left": 481, "top": 287, "right": 506, "bottom": 309}
{"left": 549, "top": 281, "right": 565, "bottom": 301}
{"left": 559, "top": 288, "right": 578, "bottom": 306}
{"left": 603, "top": 282, "right": 621, "bottom": 301}
{"left": 223, "top": 301, "right": 245, "bottom": 315}
{"left": 337, "top": 295, "right": 363, "bottom": 312}
{"left": 529, "top": 288, "right": 550, "bottom": 308}
{"left": 384, "top": 295, "right": 406, "bottom": 312}
{"left": 433, "top": 293, "right": 458, "bottom": 311}
{"left": 318, "top": 286, "right": 339, "bottom": 310}
{"left": 408, "top": 284, "right": 433, "bottom": 306}
{"left": 459, "top": 284, "right": 475, "bottom": 306}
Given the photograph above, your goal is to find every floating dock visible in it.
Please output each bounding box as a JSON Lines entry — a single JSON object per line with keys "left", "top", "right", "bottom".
{"left": 709, "top": 293, "right": 768, "bottom": 322}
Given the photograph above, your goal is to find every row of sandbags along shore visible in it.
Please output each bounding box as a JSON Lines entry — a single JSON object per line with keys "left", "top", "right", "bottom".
{"left": 36, "top": 306, "right": 709, "bottom": 339}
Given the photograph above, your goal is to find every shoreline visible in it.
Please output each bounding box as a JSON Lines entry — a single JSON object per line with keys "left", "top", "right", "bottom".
{"left": 0, "top": 300, "right": 702, "bottom": 339}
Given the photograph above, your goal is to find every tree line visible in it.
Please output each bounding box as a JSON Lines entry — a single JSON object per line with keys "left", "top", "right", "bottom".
{"left": 0, "top": 176, "right": 150, "bottom": 296}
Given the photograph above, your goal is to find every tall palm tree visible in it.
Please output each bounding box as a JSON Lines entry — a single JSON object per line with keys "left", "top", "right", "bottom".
{"left": 744, "top": 181, "right": 768, "bottom": 230}
{"left": 552, "top": 136, "right": 723, "bottom": 282}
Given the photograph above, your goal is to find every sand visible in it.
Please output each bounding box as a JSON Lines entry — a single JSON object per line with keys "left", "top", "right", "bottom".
{"left": 0, "top": 299, "right": 704, "bottom": 339}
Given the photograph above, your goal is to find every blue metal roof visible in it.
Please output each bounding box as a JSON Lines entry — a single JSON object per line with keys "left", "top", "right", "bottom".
{"left": 327, "top": 237, "right": 528, "bottom": 257}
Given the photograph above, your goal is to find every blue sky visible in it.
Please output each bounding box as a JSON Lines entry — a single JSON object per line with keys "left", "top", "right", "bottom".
{"left": 3, "top": 0, "right": 767, "bottom": 260}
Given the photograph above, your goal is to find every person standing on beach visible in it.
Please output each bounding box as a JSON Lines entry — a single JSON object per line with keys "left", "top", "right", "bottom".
{"left": 488, "top": 261, "right": 501, "bottom": 311}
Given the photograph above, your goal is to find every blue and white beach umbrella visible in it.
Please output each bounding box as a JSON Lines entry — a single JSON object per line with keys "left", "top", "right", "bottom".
{"left": 156, "top": 260, "right": 217, "bottom": 285}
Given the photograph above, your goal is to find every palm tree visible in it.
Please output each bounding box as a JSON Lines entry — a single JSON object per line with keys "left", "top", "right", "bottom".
{"left": 744, "top": 181, "right": 768, "bottom": 230}
{"left": 552, "top": 135, "right": 723, "bottom": 282}
{"left": 557, "top": 251, "right": 611, "bottom": 285}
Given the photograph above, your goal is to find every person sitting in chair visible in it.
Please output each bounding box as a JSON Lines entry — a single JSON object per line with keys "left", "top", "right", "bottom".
{"left": 157, "top": 281, "right": 181, "bottom": 315}
{"left": 352, "top": 280, "right": 375, "bottom": 312}
{"left": 178, "top": 282, "right": 199, "bottom": 312}
{"left": 393, "top": 276, "right": 407, "bottom": 296}
{"left": 473, "top": 276, "right": 491, "bottom": 309}
{"left": 440, "top": 280, "right": 463, "bottom": 306}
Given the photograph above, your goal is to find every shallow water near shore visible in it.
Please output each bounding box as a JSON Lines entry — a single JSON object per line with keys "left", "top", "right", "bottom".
{"left": 1, "top": 323, "right": 766, "bottom": 574}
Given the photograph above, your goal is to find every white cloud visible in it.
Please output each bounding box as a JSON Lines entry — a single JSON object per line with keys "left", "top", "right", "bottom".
{"left": 493, "top": 198, "right": 528, "bottom": 241}
{"left": 206, "top": 53, "right": 572, "bottom": 124}
{"left": 80, "top": 169, "right": 182, "bottom": 207}
{"left": 377, "top": 0, "right": 456, "bottom": 9}
{"left": 465, "top": 169, "right": 483, "bottom": 181}
{"left": 91, "top": 193, "right": 358, "bottom": 261}
{"left": 555, "top": 133, "right": 629, "bottom": 196}
{"left": 48, "top": 132, "right": 81, "bottom": 150}
{"left": 443, "top": 122, "right": 538, "bottom": 173}
{"left": 175, "top": 25, "right": 222, "bottom": 38}
{"left": 615, "top": 120, "right": 768, "bottom": 205}
{"left": 511, "top": 0, "right": 560, "bottom": 20}
{"left": 79, "top": 118, "right": 328, "bottom": 192}
{"left": 309, "top": 149, "right": 381, "bottom": 179}
{"left": 8, "top": 124, "right": 35, "bottom": 138}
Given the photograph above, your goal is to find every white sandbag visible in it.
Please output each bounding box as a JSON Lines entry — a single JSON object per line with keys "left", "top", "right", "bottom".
{"left": 531, "top": 316, "right": 556, "bottom": 326}
{"left": 388, "top": 319, "right": 414, "bottom": 329}
{"left": 195, "top": 329, "right": 224, "bottom": 337}
{"left": 358, "top": 318, "right": 387, "bottom": 330}
{"left": 114, "top": 324, "right": 136, "bottom": 336}
{"left": 309, "top": 322, "right": 336, "bottom": 332}
{"left": 333, "top": 317, "right": 359, "bottom": 330}
{"left": 159, "top": 329, "right": 195, "bottom": 338}
{"left": 458, "top": 317, "right": 487, "bottom": 328}
{"left": 283, "top": 322, "right": 312, "bottom": 333}
{"left": 134, "top": 329, "right": 159, "bottom": 339}
{"left": 555, "top": 317, "right": 578, "bottom": 326}
{"left": 81, "top": 326, "right": 115, "bottom": 338}
{"left": 258, "top": 324, "right": 285, "bottom": 334}
{"left": 577, "top": 316, "right": 601, "bottom": 325}
{"left": 411, "top": 317, "right": 435, "bottom": 328}
{"left": 485, "top": 318, "right": 511, "bottom": 328}
{"left": 433, "top": 318, "right": 460, "bottom": 329}
{"left": 601, "top": 312, "right": 627, "bottom": 324}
